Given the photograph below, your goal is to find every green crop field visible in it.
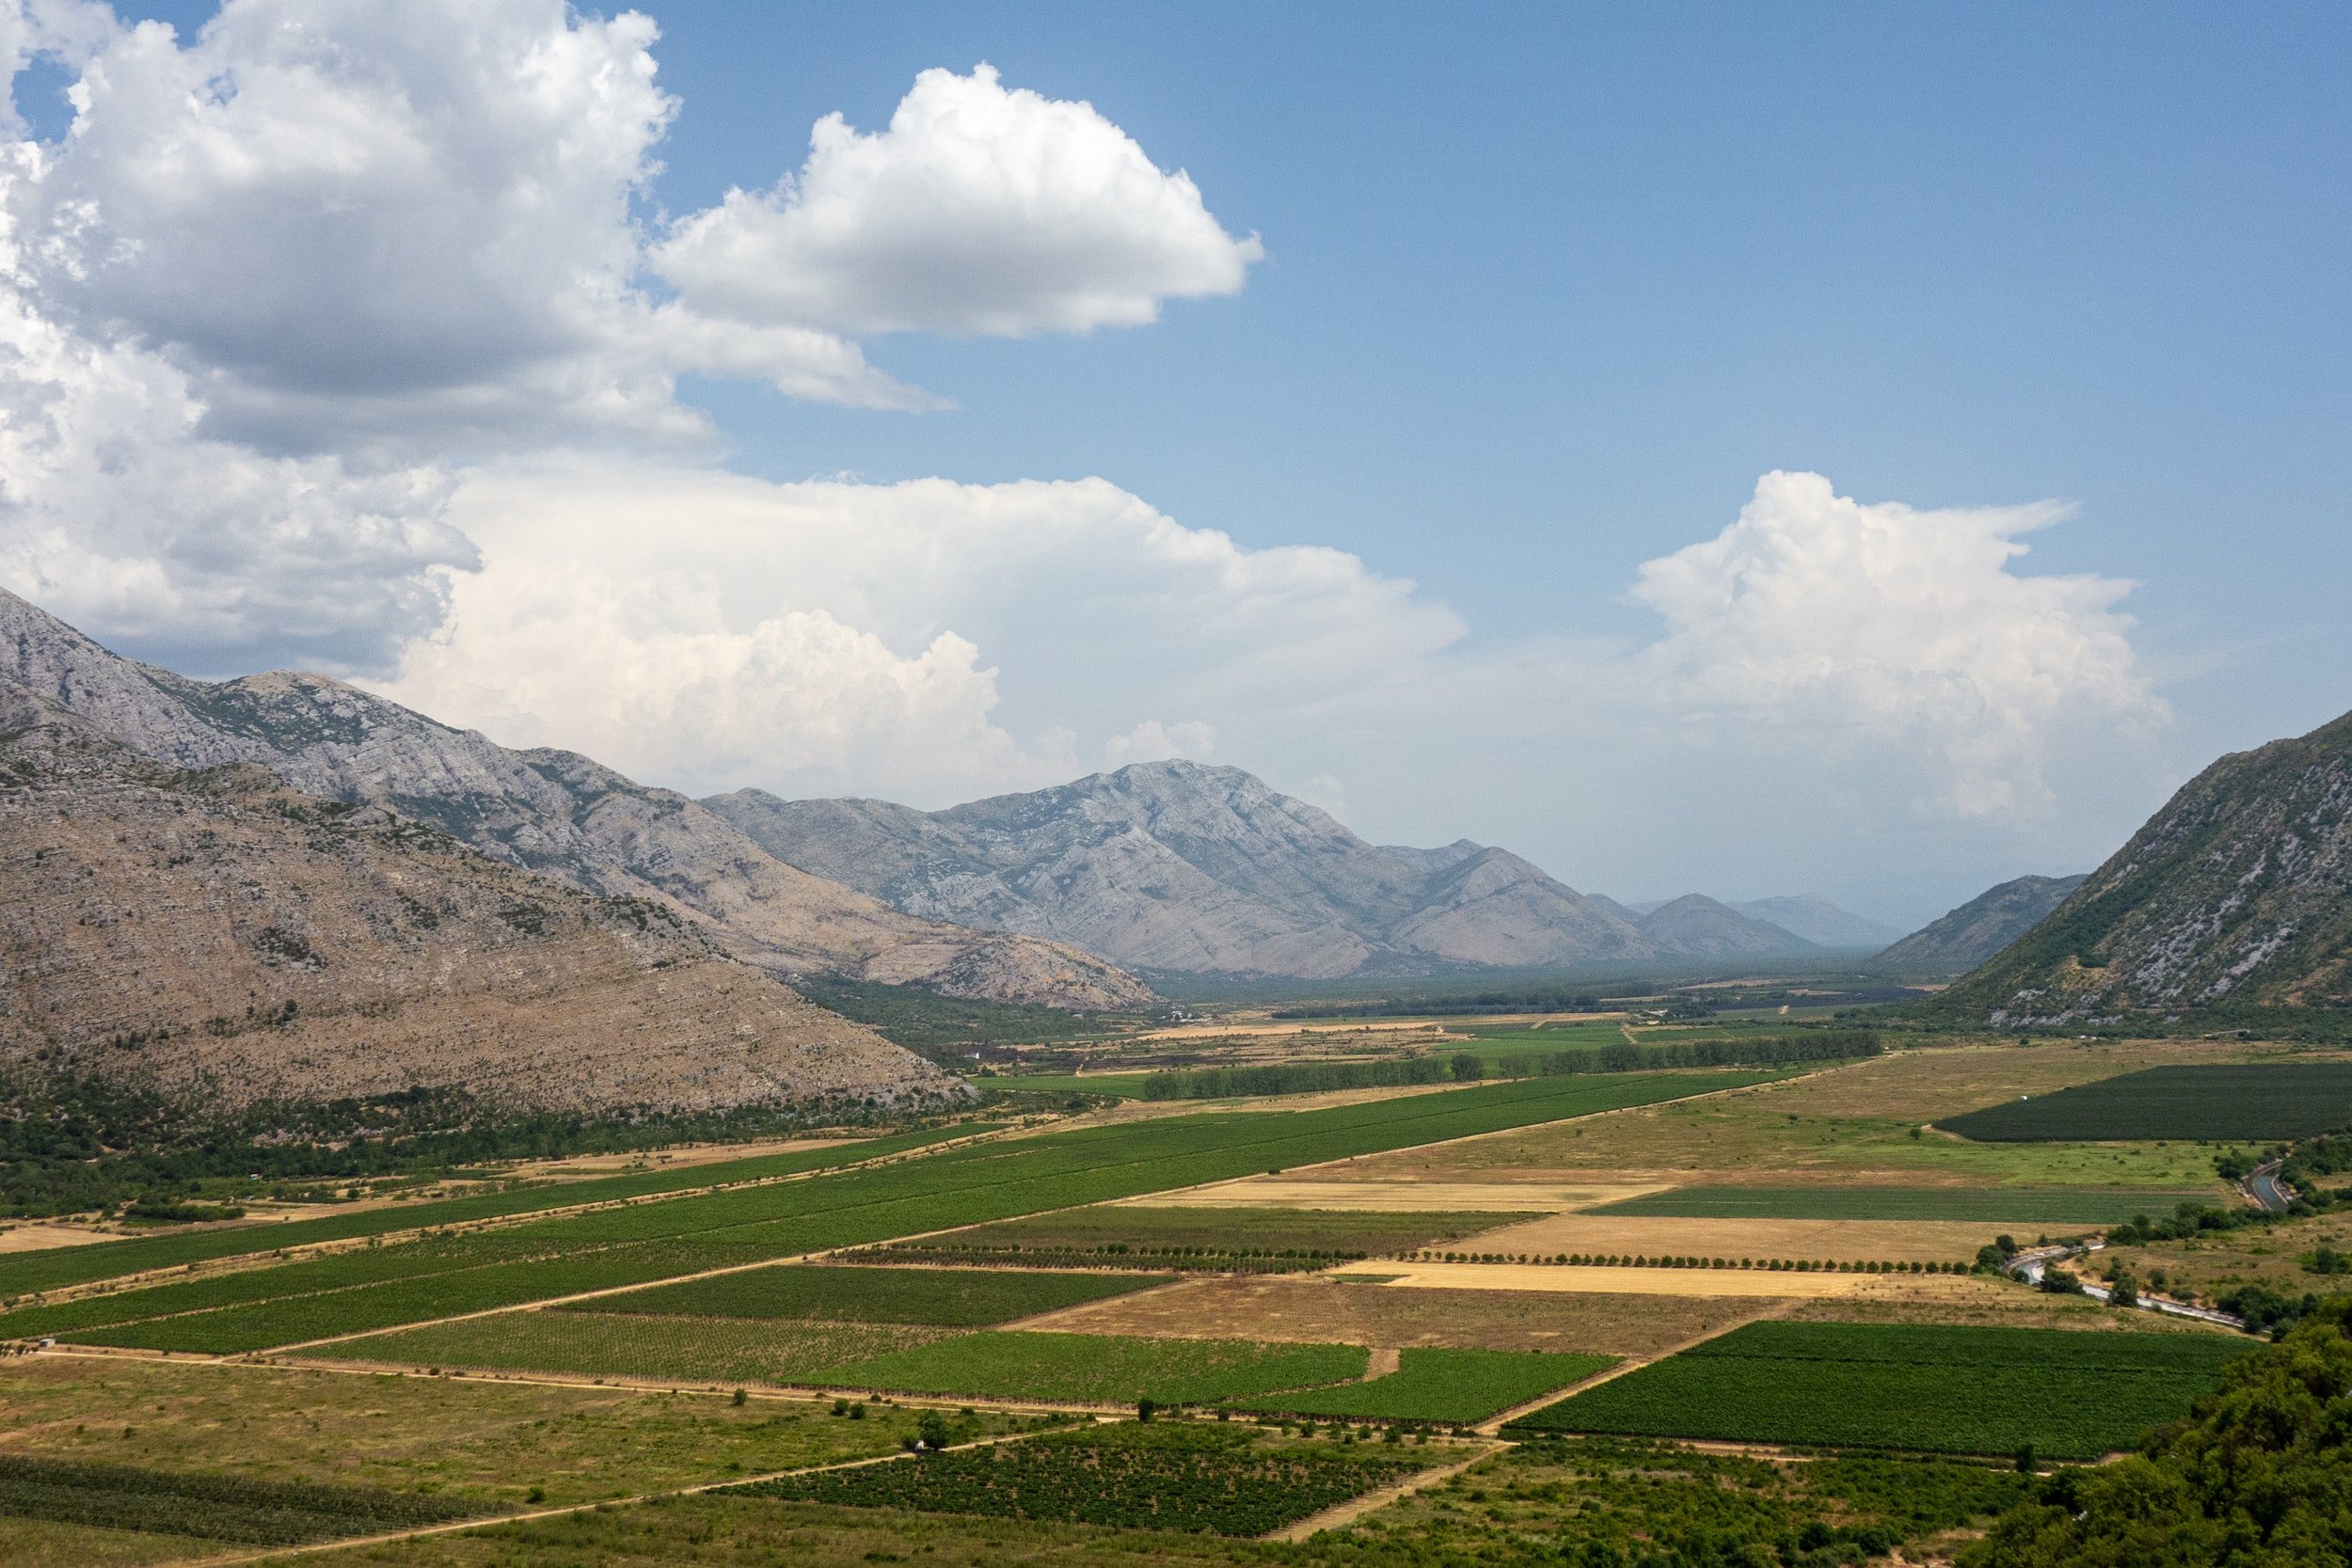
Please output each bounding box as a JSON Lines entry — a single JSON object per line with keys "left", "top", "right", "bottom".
{"left": 0, "top": 1452, "right": 493, "bottom": 1545}
{"left": 738, "top": 1422, "right": 1425, "bottom": 1536}
{"left": 577, "top": 1264, "right": 1169, "bottom": 1326}
{"left": 905, "top": 1206, "right": 1529, "bottom": 1257}
{"left": 1584, "top": 1185, "right": 2227, "bottom": 1222}
{"left": 811, "top": 1331, "right": 1369, "bottom": 1405}
{"left": 1232, "top": 1349, "right": 1616, "bottom": 1424}
{"left": 19, "top": 1070, "right": 1762, "bottom": 1354}
{"left": 996, "top": 1073, "right": 1160, "bottom": 1100}
{"left": 1510, "top": 1322, "right": 2250, "bottom": 1459}
{"left": 342, "top": 1312, "right": 947, "bottom": 1387}
{"left": 0, "top": 1124, "right": 985, "bottom": 1302}
{"left": 1936, "top": 1064, "right": 2352, "bottom": 1143}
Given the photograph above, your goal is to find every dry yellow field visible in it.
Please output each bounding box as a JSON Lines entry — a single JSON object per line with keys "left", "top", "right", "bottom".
{"left": 1019, "top": 1274, "right": 1773, "bottom": 1355}
{"left": 1356, "top": 1261, "right": 1950, "bottom": 1298}
{"left": 1459, "top": 1212, "right": 1994, "bottom": 1264}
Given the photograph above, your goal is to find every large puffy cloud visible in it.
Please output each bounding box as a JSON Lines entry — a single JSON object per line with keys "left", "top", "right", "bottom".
{"left": 654, "top": 64, "right": 1262, "bottom": 338}
{"left": 375, "top": 462, "right": 1457, "bottom": 800}
{"left": 1630, "top": 471, "right": 2164, "bottom": 816}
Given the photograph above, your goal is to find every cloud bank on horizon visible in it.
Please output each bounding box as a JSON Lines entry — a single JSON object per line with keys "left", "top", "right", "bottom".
{"left": 0, "top": 0, "right": 2170, "bottom": 915}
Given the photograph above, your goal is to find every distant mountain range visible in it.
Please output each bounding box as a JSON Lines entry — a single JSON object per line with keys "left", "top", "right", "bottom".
{"left": 709, "top": 762, "right": 1882, "bottom": 979}
{"left": 1923, "top": 709, "right": 2352, "bottom": 1026}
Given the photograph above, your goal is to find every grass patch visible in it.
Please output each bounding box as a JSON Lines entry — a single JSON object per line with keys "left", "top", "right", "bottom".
{"left": 811, "top": 1331, "right": 1368, "bottom": 1405}
{"left": 0, "top": 1453, "right": 488, "bottom": 1544}
{"left": 1231, "top": 1348, "right": 1616, "bottom": 1424}
{"left": 1586, "top": 1185, "right": 2227, "bottom": 1222}
{"left": 342, "top": 1312, "right": 951, "bottom": 1387}
{"left": 1510, "top": 1321, "right": 2251, "bottom": 1458}
{"left": 1936, "top": 1064, "right": 2352, "bottom": 1142}
{"left": 576, "top": 1264, "right": 1170, "bottom": 1326}
{"left": 737, "top": 1422, "right": 1422, "bottom": 1536}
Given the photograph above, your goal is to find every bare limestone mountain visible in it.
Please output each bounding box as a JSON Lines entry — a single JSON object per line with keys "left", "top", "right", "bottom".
{"left": 0, "top": 679, "right": 955, "bottom": 1112}
{"left": 1925, "top": 709, "right": 2352, "bottom": 1026}
{"left": 1724, "top": 895, "right": 1901, "bottom": 950}
{"left": 707, "top": 762, "right": 1675, "bottom": 978}
{"left": 1631, "top": 894, "right": 1819, "bottom": 958}
{"left": 1868, "top": 874, "right": 2089, "bottom": 977}
{"left": 0, "top": 589, "right": 1147, "bottom": 1011}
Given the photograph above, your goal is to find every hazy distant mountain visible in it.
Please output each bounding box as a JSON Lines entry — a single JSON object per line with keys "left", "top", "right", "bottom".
{"left": 1632, "top": 895, "right": 1819, "bottom": 958}
{"left": 0, "top": 588, "right": 1147, "bottom": 1012}
{"left": 709, "top": 762, "right": 1680, "bottom": 978}
{"left": 1870, "top": 875, "right": 2089, "bottom": 977}
{"left": 1725, "top": 895, "right": 1902, "bottom": 950}
{"left": 1923, "top": 709, "right": 2352, "bottom": 1024}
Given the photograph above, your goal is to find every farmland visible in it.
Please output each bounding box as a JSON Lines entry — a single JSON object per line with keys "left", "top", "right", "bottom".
{"left": 1511, "top": 1321, "right": 2251, "bottom": 1458}
{"left": 810, "top": 1331, "right": 1370, "bottom": 1405}
{"left": 340, "top": 1313, "right": 947, "bottom": 1388}
{"left": 575, "top": 1264, "right": 1169, "bottom": 1325}
{"left": 1585, "top": 1184, "right": 2222, "bottom": 1222}
{"left": 739, "top": 1421, "right": 1431, "bottom": 1536}
{"left": 0, "top": 1453, "right": 492, "bottom": 1545}
{"left": 1936, "top": 1063, "right": 2352, "bottom": 1142}
{"left": 16, "top": 1069, "right": 1763, "bottom": 1355}
{"left": 866, "top": 1205, "right": 1530, "bottom": 1273}
{"left": 1230, "top": 1348, "right": 1616, "bottom": 1423}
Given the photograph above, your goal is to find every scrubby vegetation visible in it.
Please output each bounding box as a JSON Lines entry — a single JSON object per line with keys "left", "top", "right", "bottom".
{"left": 1962, "top": 1300, "right": 2352, "bottom": 1565}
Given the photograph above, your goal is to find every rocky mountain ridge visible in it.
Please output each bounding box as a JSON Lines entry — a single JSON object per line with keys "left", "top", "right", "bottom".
{"left": 1869, "top": 874, "right": 2088, "bottom": 977}
{"left": 1927, "top": 709, "right": 2352, "bottom": 1024}
{"left": 0, "top": 677, "right": 956, "bottom": 1111}
{"left": 0, "top": 589, "right": 1148, "bottom": 1012}
{"left": 707, "top": 761, "right": 1827, "bottom": 978}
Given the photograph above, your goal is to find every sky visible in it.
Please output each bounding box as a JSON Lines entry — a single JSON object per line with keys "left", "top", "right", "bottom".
{"left": 0, "top": 1, "right": 2344, "bottom": 927}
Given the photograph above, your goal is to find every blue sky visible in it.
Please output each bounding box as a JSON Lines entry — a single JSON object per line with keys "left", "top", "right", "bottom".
{"left": 12, "top": 3, "right": 2350, "bottom": 924}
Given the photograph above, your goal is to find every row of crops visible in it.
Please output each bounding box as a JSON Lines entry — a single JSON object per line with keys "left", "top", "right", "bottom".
{"left": 17, "top": 1070, "right": 1762, "bottom": 1353}
{"left": 1230, "top": 1348, "right": 1616, "bottom": 1424}
{"left": 737, "top": 1422, "right": 1430, "bottom": 1535}
{"left": 0, "top": 1123, "right": 983, "bottom": 1302}
{"left": 0, "top": 1453, "right": 490, "bottom": 1544}
{"left": 1935, "top": 1063, "right": 2352, "bottom": 1143}
{"left": 1509, "top": 1322, "right": 2252, "bottom": 1459}
{"left": 574, "top": 1264, "right": 1169, "bottom": 1325}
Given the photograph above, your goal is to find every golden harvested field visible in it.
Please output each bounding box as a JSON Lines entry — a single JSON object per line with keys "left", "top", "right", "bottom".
{"left": 1129, "top": 1178, "right": 1667, "bottom": 1212}
{"left": 1357, "top": 1262, "right": 1955, "bottom": 1299}
{"left": 1017, "top": 1274, "right": 1772, "bottom": 1356}
{"left": 1458, "top": 1212, "right": 1995, "bottom": 1265}
{"left": 1339, "top": 1042, "right": 2264, "bottom": 1187}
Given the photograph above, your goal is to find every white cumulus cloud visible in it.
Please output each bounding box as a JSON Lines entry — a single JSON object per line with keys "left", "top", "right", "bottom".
{"left": 1104, "top": 720, "right": 1216, "bottom": 766}
{"left": 654, "top": 63, "right": 1263, "bottom": 337}
{"left": 1629, "top": 470, "right": 2165, "bottom": 816}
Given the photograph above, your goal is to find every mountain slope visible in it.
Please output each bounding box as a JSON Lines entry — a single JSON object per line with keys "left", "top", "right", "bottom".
{"left": 1724, "top": 895, "right": 1900, "bottom": 950}
{"left": 1869, "top": 874, "right": 2088, "bottom": 976}
{"left": 0, "top": 679, "right": 953, "bottom": 1112}
{"left": 0, "top": 589, "right": 1146, "bottom": 1010}
{"left": 1634, "top": 895, "right": 1818, "bottom": 958}
{"left": 1928, "top": 711, "right": 2352, "bottom": 1024}
{"left": 707, "top": 762, "right": 1670, "bottom": 978}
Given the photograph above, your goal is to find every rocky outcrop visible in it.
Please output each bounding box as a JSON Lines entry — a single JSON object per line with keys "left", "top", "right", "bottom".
{"left": 707, "top": 761, "right": 1677, "bottom": 977}
{"left": 0, "top": 589, "right": 1148, "bottom": 1011}
{"left": 1926, "top": 711, "right": 2352, "bottom": 1025}
{"left": 1868, "top": 875, "right": 2088, "bottom": 976}
{"left": 0, "top": 681, "right": 958, "bottom": 1112}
